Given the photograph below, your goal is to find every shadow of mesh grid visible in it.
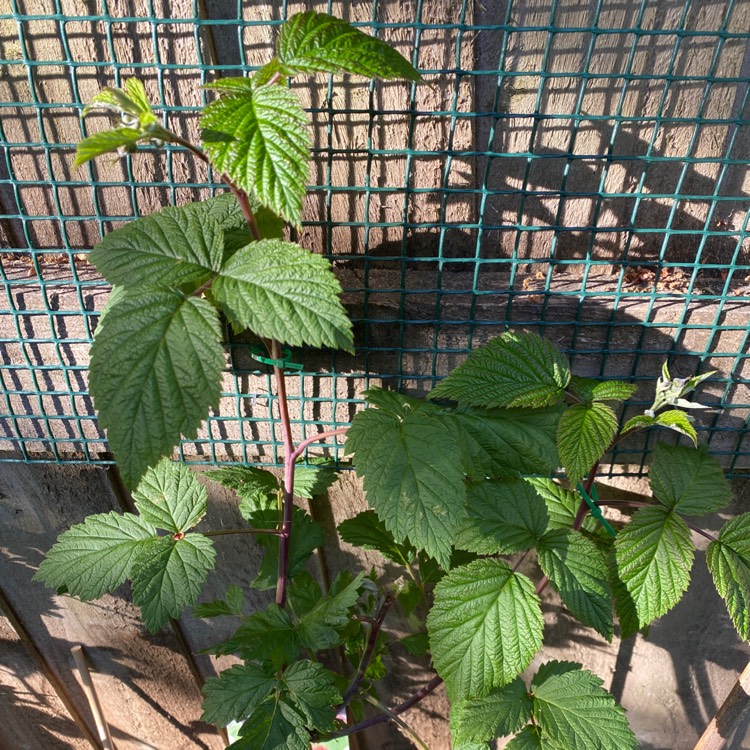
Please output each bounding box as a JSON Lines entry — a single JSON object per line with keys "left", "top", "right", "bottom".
{"left": 1, "top": 0, "right": 750, "bottom": 476}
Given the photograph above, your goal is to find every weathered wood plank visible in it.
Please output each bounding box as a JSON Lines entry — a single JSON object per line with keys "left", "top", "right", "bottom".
{"left": 0, "top": 615, "right": 92, "bottom": 749}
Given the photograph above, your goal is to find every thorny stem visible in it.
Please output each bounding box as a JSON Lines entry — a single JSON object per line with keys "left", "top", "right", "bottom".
{"left": 325, "top": 675, "right": 444, "bottom": 740}
{"left": 340, "top": 595, "right": 395, "bottom": 708}
{"left": 273, "top": 340, "right": 296, "bottom": 608}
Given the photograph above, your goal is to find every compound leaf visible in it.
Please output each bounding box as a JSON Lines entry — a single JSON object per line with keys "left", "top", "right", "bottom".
{"left": 90, "top": 288, "right": 224, "bottom": 488}
{"left": 427, "top": 558, "right": 543, "bottom": 701}
{"left": 337, "top": 510, "right": 415, "bottom": 564}
{"left": 277, "top": 11, "right": 421, "bottom": 81}
{"left": 557, "top": 402, "right": 618, "bottom": 482}
{"left": 201, "top": 663, "right": 277, "bottom": 727}
{"left": 612, "top": 506, "right": 694, "bottom": 637}
{"left": 281, "top": 660, "right": 341, "bottom": 732}
{"left": 451, "top": 677, "right": 532, "bottom": 745}
{"left": 213, "top": 239, "right": 353, "bottom": 351}
{"left": 90, "top": 202, "right": 225, "bottom": 290}
{"left": 347, "top": 404, "right": 466, "bottom": 568}
{"left": 132, "top": 459, "right": 207, "bottom": 533}
{"left": 622, "top": 410, "right": 698, "bottom": 444}
{"left": 649, "top": 443, "right": 731, "bottom": 516}
{"left": 537, "top": 529, "right": 613, "bottom": 640}
{"left": 83, "top": 78, "right": 156, "bottom": 123}
{"left": 531, "top": 661, "right": 636, "bottom": 750}
{"left": 505, "top": 727, "right": 559, "bottom": 750}
{"left": 201, "top": 82, "right": 310, "bottom": 225}
{"left": 429, "top": 332, "right": 570, "bottom": 409}
{"left": 707, "top": 513, "right": 750, "bottom": 640}
{"left": 35, "top": 512, "right": 157, "bottom": 599}
{"left": 130, "top": 533, "right": 216, "bottom": 632}
{"left": 446, "top": 405, "right": 562, "bottom": 480}
{"left": 455, "top": 480, "right": 549, "bottom": 555}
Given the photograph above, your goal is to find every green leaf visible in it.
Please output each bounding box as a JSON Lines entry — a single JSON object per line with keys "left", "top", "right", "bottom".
{"left": 649, "top": 443, "right": 731, "bottom": 515}
{"left": 212, "top": 240, "right": 353, "bottom": 351}
{"left": 707, "top": 513, "right": 750, "bottom": 640}
{"left": 505, "top": 727, "right": 559, "bottom": 750}
{"left": 90, "top": 203, "right": 226, "bottom": 290}
{"left": 526, "top": 478, "right": 597, "bottom": 534}
{"left": 363, "top": 387, "right": 428, "bottom": 417}
{"left": 337, "top": 510, "right": 416, "bottom": 564}
{"left": 623, "top": 410, "right": 698, "bottom": 444}
{"left": 612, "top": 505, "right": 694, "bottom": 637}
{"left": 231, "top": 699, "right": 308, "bottom": 750}
{"left": 400, "top": 632, "right": 430, "bottom": 657}
{"left": 451, "top": 677, "right": 533, "bottom": 744}
{"left": 201, "top": 82, "right": 310, "bottom": 225}
{"left": 429, "top": 332, "right": 570, "bottom": 409}
{"left": 297, "top": 572, "right": 363, "bottom": 649}
{"left": 35, "top": 512, "right": 157, "bottom": 599}
{"left": 130, "top": 533, "right": 216, "bottom": 632}
{"left": 252, "top": 508, "right": 324, "bottom": 590}
{"left": 556, "top": 402, "right": 618, "bottom": 482}
{"left": 427, "top": 558, "right": 544, "bottom": 701}
{"left": 74, "top": 127, "right": 147, "bottom": 167}
{"left": 445, "top": 405, "right": 562, "bottom": 480}
{"left": 132, "top": 460, "right": 207, "bottom": 533}
{"left": 346, "top": 403, "right": 467, "bottom": 568}
{"left": 455, "top": 480, "right": 549, "bottom": 555}
{"left": 90, "top": 288, "right": 224, "bottom": 488}
{"left": 531, "top": 661, "right": 637, "bottom": 750}
{"left": 216, "top": 604, "right": 300, "bottom": 668}
{"left": 201, "top": 663, "right": 277, "bottom": 727}
{"left": 537, "top": 529, "right": 613, "bottom": 640}
{"left": 282, "top": 660, "right": 341, "bottom": 732}
{"left": 194, "top": 584, "right": 244, "bottom": 618}
{"left": 84, "top": 78, "right": 156, "bottom": 122}
{"left": 277, "top": 11, "right": 421, "bottom": 81}
{"left": 569, "top": 377, "right": 636, "bottom": 404}
{"left": 205, "top": 466, "right": 279, "bottom": 516}
{"left": 293, "top": 463, "right": 339, "bottom": 499}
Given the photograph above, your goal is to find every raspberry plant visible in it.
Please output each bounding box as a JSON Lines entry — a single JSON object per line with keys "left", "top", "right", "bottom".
{"left": 35, "top": 11, "right": 750, "bottom": 750}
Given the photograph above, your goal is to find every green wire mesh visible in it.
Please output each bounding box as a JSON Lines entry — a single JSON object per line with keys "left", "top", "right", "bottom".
{"left": 1, "top": 0, "right": 749, "bottom": 475}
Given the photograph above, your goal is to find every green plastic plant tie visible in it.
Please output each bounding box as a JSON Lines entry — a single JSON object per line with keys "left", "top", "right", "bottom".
{"left": 249, "top": 345, "right": 303, "bottom": 372}
{"left": 576, "top": 483, "right": 617, "bottom": 538}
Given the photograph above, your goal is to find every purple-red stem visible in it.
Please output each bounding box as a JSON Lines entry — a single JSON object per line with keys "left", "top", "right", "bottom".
{"left": 326, "top": 676, "right": 444, "bottom": 740}
{"left": 272, "top": 341, "right": 296, "bottom": 608}
{"left": 340, "top": 595, "right": 395, "bottom": 708}
{"left": 289, "top": 427, "right": 349, "bottom": 464}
